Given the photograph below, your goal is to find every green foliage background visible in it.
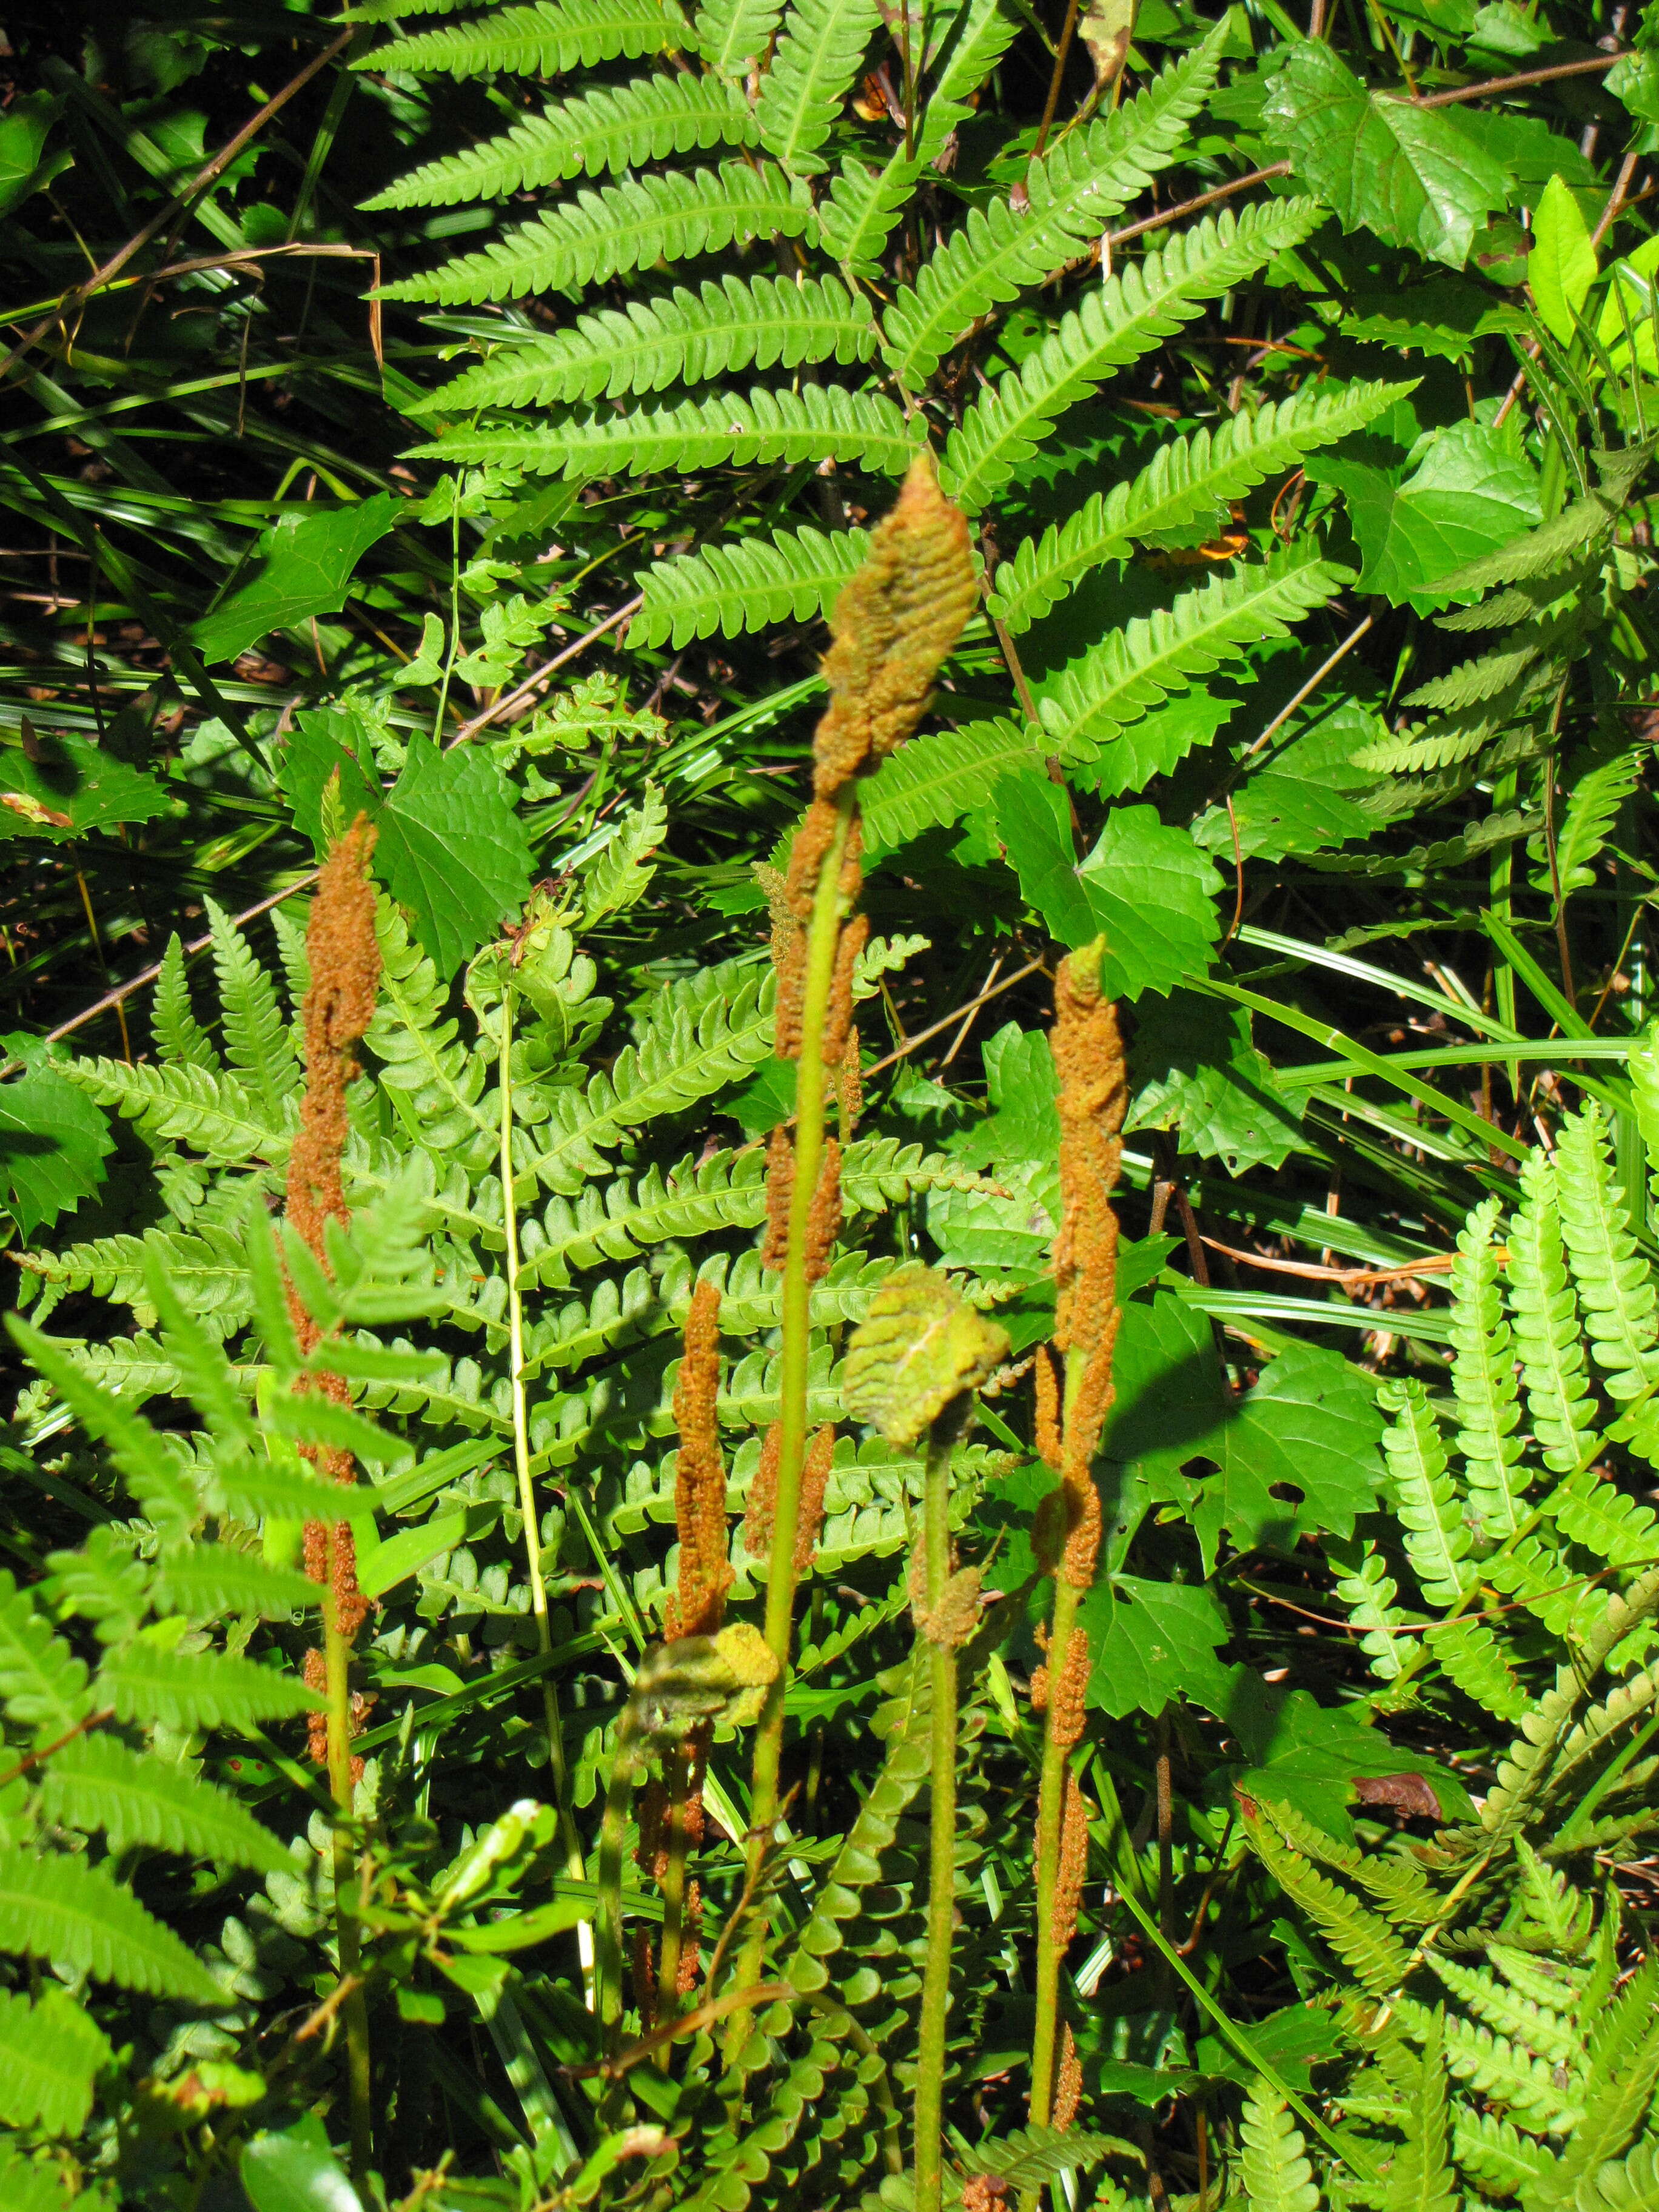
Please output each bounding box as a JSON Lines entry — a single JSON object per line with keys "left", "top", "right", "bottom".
{"left": 2, "top": 0, "right": 1659, "bottom": 2204}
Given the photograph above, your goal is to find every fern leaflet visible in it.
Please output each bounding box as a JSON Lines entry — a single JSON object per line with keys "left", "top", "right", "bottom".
{"left": 634, "top": 523, "right": 870, "bottom": 648}
{"left": 378, "top": 163, "right": 815, "bottom": 306}
{"left": 363, "top": 73, "right": 756, "bottom": 207}
{"left": 426, "top": 276, "right": 874, "bottom": 412}
{"left": 755, "top": 0, "right": 883, "bottom": 176}
{"left": 355, "top": 0, "right": 693, "bottom": 78}
{"left": 940, "top": 200, "right": 1325, "bottom": 514}
{"left": 418, "top": 383, "right": 919, "bottom": 481}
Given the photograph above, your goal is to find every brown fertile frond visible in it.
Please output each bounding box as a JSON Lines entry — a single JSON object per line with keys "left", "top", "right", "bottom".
{"left": 761, "top": 1127, "right": 794, "bottom": 1272}
{"left": 794, "top": 1424, "right": 835, "bottom": 1574}
{"left": 1054, "top": 2027, "right": 1082, "bottom": 2130}
{"left": 743, "top": 1424, "right": 782, "bottom": 1559}
{"left": 677, "top": 1882, "right": 703, "bottom": 1997}
{"left": 286, "top": 815, "right": 381, "bottom": 1288}
{"left": 668, "top": 1279, "right": 732, "bottom": 1640}
{"left": 286, "top": 817, "right": 382, "bottom": 1749}
{"left": 1050, "top": 1624, "right": 1090, "bottom": 1754}
{"left": 803, "top": 1135, "right": 843, "bottom": 1283}
{"left": 303, "top": 1648, "right": 329, "bottom": 1768}
{"left": 635, "top": 1778, "right": 668, "bottom": 1884}
{"left": 1052, "top": 1776, "right": 1091, "bottom": 1951}
{"left": 1034, "top": 1344, "right": 1063, "bottom": 1474}
{"left": 823, "top": 914, "right": 866, "bottom": 1068}
{"left": 836, "top": 1052, "right": 863, "bottom": 1132}
{"left": 1051, "top": 950, "right": 1126, "bottom": 1370}
{"left": 812, "top": 453, "right": 978, "bottom": 797}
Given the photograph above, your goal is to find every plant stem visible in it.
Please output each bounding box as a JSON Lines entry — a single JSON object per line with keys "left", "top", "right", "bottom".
{"left": 730, "top": 783, "right": 858, "bottom": 2019}
{"left": 323, "top": 1527, "right": 374, "bottom": 2186}
{"left": 499, "top": 985, "right": 593, "bottom": 2003}
{"left": 914, "top": 1423, "right": 957, "bottom": 2212}
{"left": 1028, "top": 1347, "right": 1087, "bottom": 2130}
{"left": 595, "top": 1746, "right": 635, "bottom": 2051}
{"left": 655, "top": 1745, "right": 691, "bottom": 2057}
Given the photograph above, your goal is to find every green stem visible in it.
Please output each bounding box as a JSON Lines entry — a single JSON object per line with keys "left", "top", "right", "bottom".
{"left": 500, "top": 985, "right": 592, "bottom": 2003}
{"left": 323, "top": 1529, "right": 374, "bottom": 2187}
{"left": 729, "top": 783, "right": 858, "bottom": 2021}
{"left": 655, "top": 1745, "right": 691, "bottom": 2058}
{"left": 595, "top": 1729, "right": 640, "bottom": 2053}
{"left": 1029, "top": 1349, "right": 1087, "bottom": 2131}
{"left": 914, "top": 1424, "right": 957, "bottom": 2212}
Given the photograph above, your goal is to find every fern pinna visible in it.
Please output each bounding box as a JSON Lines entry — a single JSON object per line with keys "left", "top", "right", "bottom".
{"left": 357, "top": 2, "right": 1399, "bottom": 875}
{"left": 1230, "top": 1051, "right": 1659, "bottom": 2212}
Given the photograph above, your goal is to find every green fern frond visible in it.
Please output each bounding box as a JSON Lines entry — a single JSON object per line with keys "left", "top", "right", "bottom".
{"left": 1385, "top": 2019, "right": 1459, "bottom": 2212}
{"left": 817, "top": 0, "right": 1017, "bottom": 273}
{"left": 153, "top": 934, "right": 216, "bottom": 1071}
{"left": 204, "top": 899, "right": 300, "bottom": 1121}
{"left": 98, "top": 1645, "right": 323, "bottom": 1732}
{"left": 1453, "top": 2106, "right": 1557, "bottom": 2196}
{"left": 939, "top": 199, "right": 1326, "bottom": 515}
{"left": 523, "top": 960, "right": 775, "bottom": 1195}
{"left": 1394, "top": 1995, "right": 1581, "bottom": 2131}
{"left": 1432, "top": 1956, "right": 1578, "bottom": 2068}
{"left": 40, "top": 1734, "right": 293, "bottom": 1875}
{"left": 415, "top": 381, "right": 917, "bottom": 480}
{"left": 988, "top": 376, "right": 1402, "bottom": 629}
{"left": 1555, "top": 1106, "right": 1659, "bottom": 1408}
{"left": 1629, "top": 1028, "right": 1659, "bottom": 1209}
{"left": 1426, "top": 1618, "right": 1529, "bottom": 1722}
{"left": 881, "top": 25, "right": 1225, "bottom": 384}
{"left": 0, "top": 1986, "right": 109, "bottom": 2137}
{"left": 1447, "top": 1198, "right": 1527, "bottom": 1543}
{"left": 694, "top": 0, "right": 785, "bottom": 76}
{"left": 1434, "top": 488, "right": 1618, "bottom": 598}
{"left": 1239, "top": 2086, "right": 1320, "bottom": 2212}
{"left": 1379, "top": 1376, "right": 1475, "bottom": 1610}
{"left": 785, "top": 1647, "right": 931, "bottom": 1992}
{"left": 367, "top": 897, "right": 495, "bottom": 1159}
{"left": 1514, "top": 1839, "right": 1594, "bottom": 1956}
{"left": 356, "top": 0, "right": 692, "bottom": 78}
{"left": 861, "top": 718, "right": 1039, "bottom": 848}
{"left": 1244, "top": 1804, "right": 1413, "bottom": 1993}
{"left": 1349, "top": 716, "right": 1515, "bottom": 779}
{"left": 0, "top": 1574, "right": 93, "bottom": 1737}
{"left": 424, "top": 275, "right": 874, "bottom": 412}
{"left": 964, "top": 2127, "right": 1122, "bottom": 2190}
{"left": 1539, "top": 749, "right": 1641, "bottom": 896}
{"left": 6, "top": 1319, "right": 199, "bottom": 1540}
{"left": 151, "top": 1549, "right": 319, "bottom": 1621}
{"left": 0, "top": 1849, "right": 224, "bottom": 2003}
{"left": 755, "top": 0, "right": 883, "bottom": 175}
{"left": 364, "top": 72, "right": 755, "bottom": 208}
{"left": 634, "top": 521, "right": 871, "bottom": 649}
{"left": 1034, "top": 547, "right": 1350, "bottom": 759}
{"left": 1401, "top": 633, "right": 1561, "bottom": 714}
{"left": 13, "top": 1224, "right": 253, "bottom": 1332}
{"left": 1331, "top": 1540, "right": 1409, "bottom": 1683}
{"left": 378, "top": 162, "right": 815, "bottom": 306}
{"left": 1509, "top": 1148, "right": 1600, "bottom": 1476}
{"left": 58, "top": 1056, "right": 287, "bottom": 1166}
{"left": 1572, "top": 2139, "right": 1659, "bottom": 2212}
{"left": 1549, "top": 1465, "right": 1659, "bottom": 1569}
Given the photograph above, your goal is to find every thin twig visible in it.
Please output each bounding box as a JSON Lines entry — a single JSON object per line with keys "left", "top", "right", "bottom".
{"left": 447, "top": 595, "right": 644, "bottom": 747}
{"left": 0, "top": 1707, "right": 113, "bottom": 1793}
{"left": 0, "top": 867, "right": 324, "bottom": 1079}
{"left": 863, "top": 957, "right": 1045, "bottom": 1080}
{"left": 1238, "top": 615, "right": 1375, "bottom": 766}
{"left": 1415, "top": 49, "right": 1628, "bottom": 107}
{"left": 1033, "top": 0, "right": 1084, "bottom": 163}
{"left": 1198, "top": 1235, "right": 1455, "bottom": 1287}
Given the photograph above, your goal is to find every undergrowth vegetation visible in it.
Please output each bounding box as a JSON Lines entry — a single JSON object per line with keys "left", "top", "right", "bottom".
{"left": 3, "top": 0, "right": 1659, "bottom": 2207}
